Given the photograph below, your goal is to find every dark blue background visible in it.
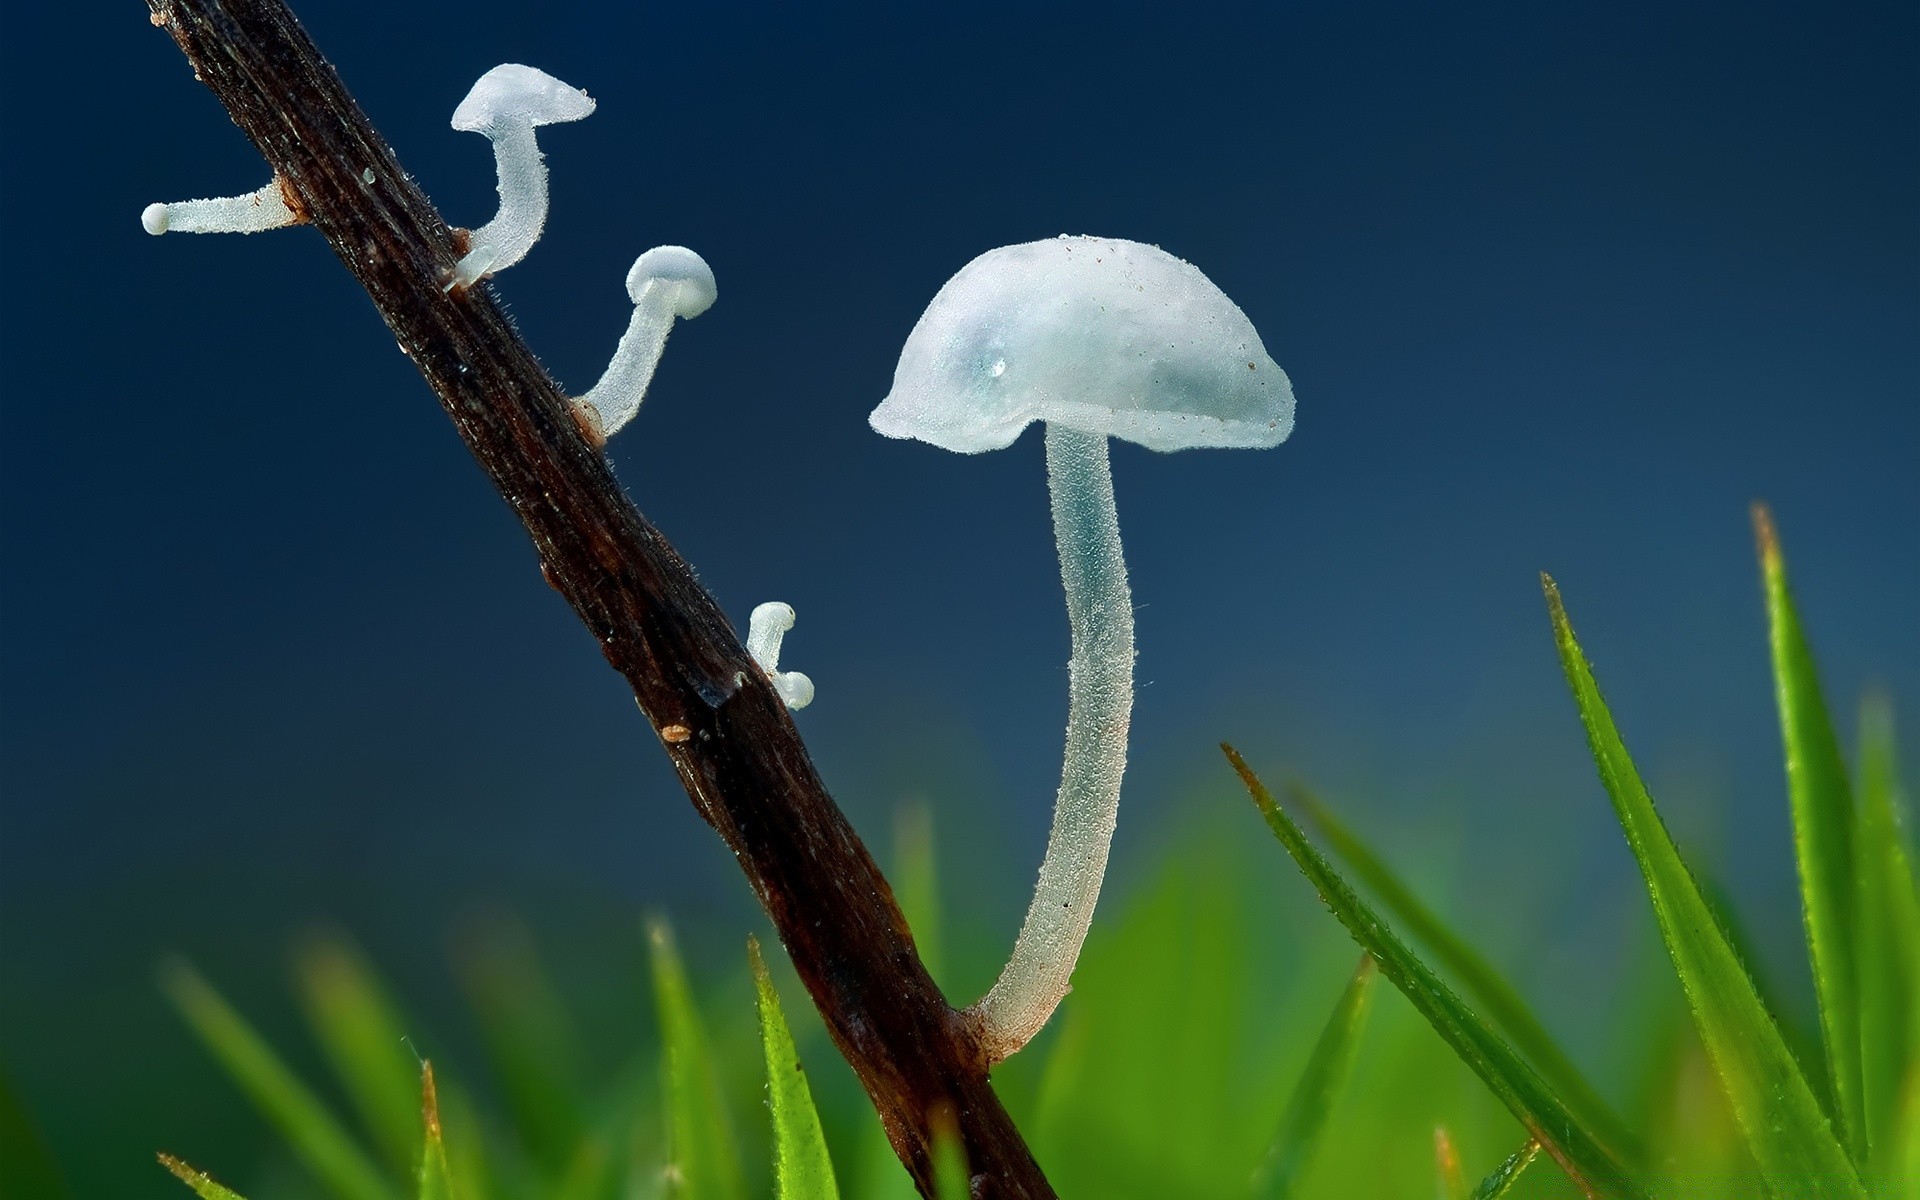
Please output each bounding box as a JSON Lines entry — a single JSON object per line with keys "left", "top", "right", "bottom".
{"left": 2, "top": 0, "right": 1914, "bottom": 1191}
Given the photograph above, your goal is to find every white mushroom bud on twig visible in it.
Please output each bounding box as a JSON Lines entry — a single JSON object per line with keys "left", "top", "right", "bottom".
{"left": 573, "top": 246, "right": 717, "bottom": 442}
{"left": 447, "top": 64, "right": 595, "bottom": 290}
{"left": 746, "top": 602, "right": 815, "bottom": 710}
{"left": 141, "top": 177, "right": 303, "bottom": 236}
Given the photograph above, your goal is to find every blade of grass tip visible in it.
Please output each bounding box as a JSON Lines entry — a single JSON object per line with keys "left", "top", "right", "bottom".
{"left": 437, "top": 1085, "right": 495, "bottom": 1200}
{"left": 417, "top": 1062, "right": 452, "bottom": 1200}
{"left": 1898, "top": 1068, "right": 1920, "bottom": 1200}
{"left": 894, "top": 802, "right": 945, "bottom": 985}
{"left": 160, "top": 960, "right": 397, "bottom": 1200}
{"left": 929, "top": 1104, "right": 970, "bottom": 1200}
{"left": 454, "top": 918, "right": 588, "bottom": 1175}
{"left": 1223, "top": 745, "right": 1646, "bottom": 1200}
{"left": 1289, "top": 782, "right": 1642, "bottom": 1165}
{"left": 749, "top": 937, "right": 842, "bottom": 1200}
{"left": 1468, "top": 1139, "right": 1541, "bottom": 1200}
{"left": 1543, "top": 573, "right": 1865, "bottom": 1196}
{"left": 1433, "top": 1127, "right": 1467, "bottom": 1200}
{"left": 1251, "top": 952, "right": 1379, "bottom": 1199}
{"left": 649, "top": 919, "right": 748, "bottom": 1200}
{"left": 1858, "top": 693, "right": 1919, "bottom": 1169}
{"left": 158, "top": 1154, "right": 251, "bottom": 1200}
{"left": 0, "top": 1063, "right": 70, "bottom": 1200}
{"left": 295, "top": 931, "right": 422, "bottom": 1177}
{"left": 550, "top": 1138, "right": 615, "bottom": 1200}
{"left": 848, "top": 805, "right": 945, "bottom": 1200}
{"left": 1755, "top": 503, "right": 1865, "bottom": 1160}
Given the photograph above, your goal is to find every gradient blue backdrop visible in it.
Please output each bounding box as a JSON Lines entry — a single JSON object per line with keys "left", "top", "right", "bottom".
{"left": 2, "top": 0, "right": 1915, "bottom": 1191}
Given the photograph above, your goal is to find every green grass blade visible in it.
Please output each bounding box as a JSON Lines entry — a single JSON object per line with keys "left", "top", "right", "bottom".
{"left": 417, "top": 1063, "right": 452, "bottom": 1200}
{"left": 1544, "top": 574, "right": 1865, "bottom": 1196}
{"left": 295, "top": 932, "right": 422, "bottom": 1177}
{"left": 436, "top": 1084, "right": 495, "bottom": 1200}
{"left": 0, "top": 1063, "right": 69, "bottom": 1200}
{"left": 158, "top": 1154, "right": 250, "bottom": 1200}
{"left": 1898, "top": 1070, "right": 1920, "bottom": 1200}
{"left": 748, "top": 937, "right": 841, "bottom": 1200}
{"left": 1468, "top": 1139, "right": 1540, "bottom": 1200}
{"left": 1858, "top": 694, "right": 1919, "bottom": 1172}
{"left": 161, "top": 961, "right": 397, "bottom": 1200}
{"left": 894, "top": 803, "right": 945, "bottom": 984}
{"left": 1252, "top": 952, "right": 1378, "bottom": 1198}
{"left": 454, "top": 919, "right": 587, "bottom": 1175}
{"left": 929, "top": 1108, "right": 969, "bottom": 1200}
{"left": 1290, "top": 782, "right": 1641, "bottom": 1164}
{"left": 649, "top": 919, "right": 747, "bottom": 1200}
{"left": 1755, "top": 504, "right": 1865, "bottom": 1159}
{"left": 852, "top": 806, "right": 945, "bottom": 1200}
{"left": 1223, "top": 746, "right": 1647, "bottom": 1198}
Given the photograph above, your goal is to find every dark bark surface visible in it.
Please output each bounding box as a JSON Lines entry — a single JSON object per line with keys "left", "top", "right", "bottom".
{"left": 143, "top": 1, "right": 1054, "bottom": 1194}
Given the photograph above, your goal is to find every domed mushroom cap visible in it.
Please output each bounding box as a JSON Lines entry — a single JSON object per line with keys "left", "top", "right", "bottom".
{"left": 870, "top": 235, "right": 1294, "bottom": 454}
{"left": 628, "top": 246, "right": 717, "bottom": 318}
{"left": 451, "top": 64, "right": 595, "bottom": 132}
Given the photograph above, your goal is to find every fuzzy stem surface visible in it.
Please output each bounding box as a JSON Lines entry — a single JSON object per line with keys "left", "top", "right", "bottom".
{"left": 969, "top": 423, "right": 1133, "bottom": 1063}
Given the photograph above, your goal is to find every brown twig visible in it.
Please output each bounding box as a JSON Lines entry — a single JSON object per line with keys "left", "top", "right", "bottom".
{"left": 142, "top": 1, "right": 1053, "bottom": 1194}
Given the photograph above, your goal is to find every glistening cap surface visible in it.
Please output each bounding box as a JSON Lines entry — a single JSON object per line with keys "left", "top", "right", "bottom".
{"left": 451, "top": 64, "right": 595, "bottom": 131}
{"left": 869, "top": 235, "right": 1295, "bottom": 454}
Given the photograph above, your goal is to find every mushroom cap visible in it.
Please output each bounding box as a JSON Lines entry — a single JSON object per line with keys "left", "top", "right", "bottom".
{"left": 627, "top": 246, "right": 718, "bottom": 319}
{"left": 451, "top": 64, "right": 596, "bottom": 132}
{"left": 870, "top": 235, "right": 1294, "bottom": 454}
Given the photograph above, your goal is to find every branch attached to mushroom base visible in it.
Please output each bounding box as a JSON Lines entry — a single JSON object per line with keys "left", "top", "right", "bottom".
{"left": 141, "top": 1, "right": 1052, "bottom": 1195}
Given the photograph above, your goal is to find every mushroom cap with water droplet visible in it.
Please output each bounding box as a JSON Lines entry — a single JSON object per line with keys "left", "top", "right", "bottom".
{"left": 451, "top": 64, "right": 595, "bottom": 132}
{"left": 628, "top": 246, "right": 717, "bottom": 318}
{"left": 870, "top": 235, "right": 1294, "bottom": 454}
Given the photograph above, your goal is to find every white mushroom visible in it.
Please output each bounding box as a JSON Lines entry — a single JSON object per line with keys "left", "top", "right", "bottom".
{"left": 746, "top": 601, "right": 814, "bottom": 710}
{"left": 871, "top": 234, "right": 1294, "bottom": 1064}
{"left": 447, "top": 64, "right": 595, "bottom": 289}
{"left": 140, "top": 177, "right": 302, "bottom": 236}
{"left": 573, "top": 246, "right": 717, "bottom": 441}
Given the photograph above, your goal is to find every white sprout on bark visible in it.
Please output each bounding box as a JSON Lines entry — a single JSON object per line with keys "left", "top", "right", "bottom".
{"left": 141, "top": 178, "right": 301, "bottom": 236}
{"left": 747, "top": 602, "right": 815, "bottom": 710}
{"left": 573, "top": 246, "right": 717, "bottom": 442}
{"left": 447, "top": 64, "right": 595, "bottom": 289}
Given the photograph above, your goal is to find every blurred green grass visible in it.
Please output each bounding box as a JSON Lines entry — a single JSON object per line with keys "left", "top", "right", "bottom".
{"left": 7, "top": 510, "right": 1914, "bottom": 1199}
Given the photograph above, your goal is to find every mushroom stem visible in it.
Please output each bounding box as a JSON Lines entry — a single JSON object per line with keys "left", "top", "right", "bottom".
{"left": 574, "top": 247, "right": 716, "bottom": 441}
{"left": 141, "top": 177, "right": 301, "bottom": 236}
{"left": 576, "top": 280, "right": 677, "bottom": 435}
{"left": 452, "top": 120, "right": 547, "bottom": 288}
{"left": 966, "top": 423, "right": 1133, "bottom": 1063}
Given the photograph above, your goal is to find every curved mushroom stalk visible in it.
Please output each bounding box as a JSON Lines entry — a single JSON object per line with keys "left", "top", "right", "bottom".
{"left": 574, "top": 246, "right": 716, "bottom": 442}
{"left": 141, "top": 177, "right": 303, "bottom": 236}
{"left": 964, "top": 424, "right": 1132, "bottom": 1063}
{"left": 869, "top": 235, "right": 1295, "bottom": 1064}
{"left": 747, "top": 601, "right": 815, "bottom": 710}
{"left": 447, "top": 64, "right": 595, "bottom": 290}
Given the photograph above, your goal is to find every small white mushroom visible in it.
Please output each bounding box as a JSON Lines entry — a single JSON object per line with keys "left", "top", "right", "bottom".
{"left": 447, "top": 64, "right": 595, "bottom": 289}
{"left": 872, "top": 234, "right": 1295, "bottom": 1064}
{"left": 141, "top": 177, "right": 302, "bottom": 236}
{"left": 746, "top": 601, "right": 814, "bottom": 710}
{"left": 573, "top": 246, "right": 717, "bottom": 441}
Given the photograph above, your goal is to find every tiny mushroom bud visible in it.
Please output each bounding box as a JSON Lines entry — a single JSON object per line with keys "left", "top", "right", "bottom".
{"left": 447, "top": 64, "right": 595, "bottom": 289}
{"left": 871, "top": 234, "right": 1294, "bottom": 1064}
{"left": 746, "top": 601, "right": 815, "bottom": 711}
{"left": 141, "top": 177, "right": 303, "bottom": 236}
{"left": 573, "top": 246, "right": 717, "bottom": 441}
